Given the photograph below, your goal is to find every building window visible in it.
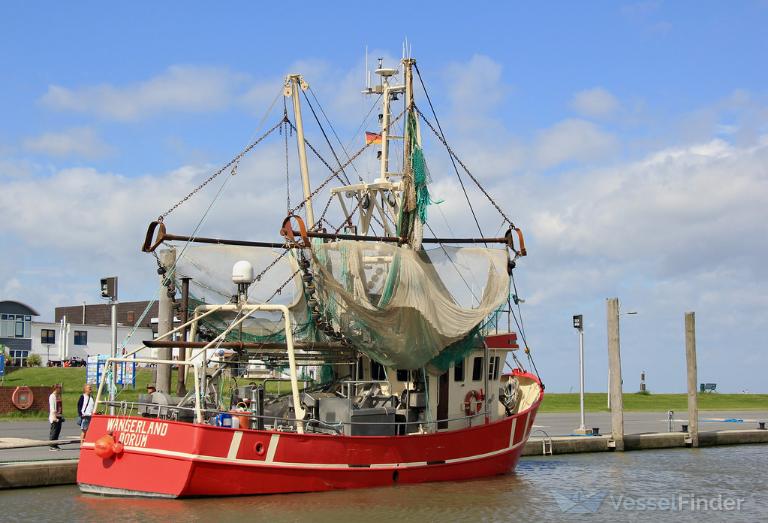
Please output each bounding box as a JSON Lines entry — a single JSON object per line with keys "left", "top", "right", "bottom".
{"left": 41, "top": 329, "right": 56, "bottom": 344}
{"left": 0, "top": 315, "right": 12, "bottom": 337}
{"left": 127, "top": 310, "right": 135, "bottom": 323}
{"left": 472, "top": 357, "right": 483, "bottom": 381}
{"left": 396, "top": 369, "right": 409, "bottom": 382}
{"left": 14, "top": 315, "right": 24, "bottom": 337}
{"left": 74, "top": 330, "right": 88, "bottom": 346}
{"left": 10, "top": 349, "right": 29, "bottom": 366}
{"left": 454, "top": 358, "right": 465, "bottom": 382}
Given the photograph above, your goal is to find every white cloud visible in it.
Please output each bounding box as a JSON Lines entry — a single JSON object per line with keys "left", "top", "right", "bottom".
{"left": 529, "top": 138, "right": 768, "bottom": 271}
{"left": 0, "top": 157, "right": 41, "bottom": 179}
{"left": 446, "top": 54, "right": 505, "bottom": 114}
{"left": 444, "top": 55, "right": 508, "bottom": 135}
{"left": 418, "top": 131, "right": 768, "bottom": 392}
{"left": 0, "top": 146, "right": 299, "bottom": 319}
{"left": 23, "top": 127, "right": 113, "bottom": 159}
{"left": 571, "top": 87, "right": 620, "bottom": 118}
{"left": 533, "top": 118, "right": 618, "bottom": 168}
{"left": 40, "top": 66, "right": 247, "bottom": 121}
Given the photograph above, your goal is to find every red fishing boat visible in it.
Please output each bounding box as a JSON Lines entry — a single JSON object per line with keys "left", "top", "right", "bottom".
{"left": 78, "top": 53, "right": 544, "bottom": 498}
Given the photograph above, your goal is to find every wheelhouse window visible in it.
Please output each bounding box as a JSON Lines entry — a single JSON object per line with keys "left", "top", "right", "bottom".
{"left": 471, "top": 357, "right": 483, "bottom": 381}
{"left": 453, "top": 358, "right": 465, "bottom": 382}
{"left": 74, "top": 330, "right": 88, "bottom": 346}
{"left": 370, "top": 361, "right": 386, "bottom": 380}
{"left": 41, "top": 329, "right": 56, "bottom": 344}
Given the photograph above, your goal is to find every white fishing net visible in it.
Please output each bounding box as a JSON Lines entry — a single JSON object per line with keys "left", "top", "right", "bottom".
{"left": 175, "top": 245, "right": 310, "bottom": 341}
{"left": 310, "top": 241, "right": 510, "bottom": 370}
{"left": 173, "top": 241, "right": 510, "bottom": 371}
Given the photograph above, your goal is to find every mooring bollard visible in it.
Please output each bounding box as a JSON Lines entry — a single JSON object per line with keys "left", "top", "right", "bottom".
{"left": 682, "top": 424, "right": 689, "bottom": 432}
{"left": 592, "top": 427, "right": 600, "bottom": 436}
{"left": 667, "top": 410, "right": 674, "bottom": 432}
{"left": 759, "top": 422, "right": 766, "bottom": 430}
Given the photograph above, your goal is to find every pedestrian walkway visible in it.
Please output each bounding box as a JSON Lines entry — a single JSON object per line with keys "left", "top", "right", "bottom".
{"left": 1, "top": 420, "right": 81, "bottom": 462}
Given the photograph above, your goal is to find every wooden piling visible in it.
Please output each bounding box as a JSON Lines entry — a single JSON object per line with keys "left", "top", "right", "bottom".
{"left": 607, "top": 298, "right": 624, "bottom": 451}
{"left": 685, "top": 311, "right": 699, "bottom": 447}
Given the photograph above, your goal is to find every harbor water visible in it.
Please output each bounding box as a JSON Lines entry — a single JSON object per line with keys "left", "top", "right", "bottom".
{"left": 3, "top": 445, "right": 766, "bottom": 522}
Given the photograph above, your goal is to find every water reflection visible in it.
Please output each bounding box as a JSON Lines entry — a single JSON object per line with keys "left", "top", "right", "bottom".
{"left": 3, "top": 445, "right": 766, "bottom": 522}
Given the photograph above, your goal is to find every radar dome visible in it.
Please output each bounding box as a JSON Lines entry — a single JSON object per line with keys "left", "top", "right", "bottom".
{"left": 232, "top": 260, "right": 255, "bottom": 285}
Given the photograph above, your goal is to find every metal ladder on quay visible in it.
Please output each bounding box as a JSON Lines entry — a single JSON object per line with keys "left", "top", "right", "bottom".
{"left": 532, "top": 429, "right": 553, "bottom": 456}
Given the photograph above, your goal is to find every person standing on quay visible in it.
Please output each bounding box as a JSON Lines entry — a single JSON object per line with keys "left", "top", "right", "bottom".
{"left": 48, "top": 384, "right": 64, "bottom": 451}
{"left": 77, "top": 384, "right": 95, "bottom": 443}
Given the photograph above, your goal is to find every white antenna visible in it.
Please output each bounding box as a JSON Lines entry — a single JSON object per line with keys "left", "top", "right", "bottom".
{"left": 364, "top": 45, "right": 369, "bottom": 89}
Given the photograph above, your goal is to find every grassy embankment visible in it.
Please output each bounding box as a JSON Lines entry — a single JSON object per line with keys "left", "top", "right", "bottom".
{"left": 539, "top": 392, "right": 768, "bottom": 413}
{"left": 2, "top": 368, "right": 766, "bottom": 419}
{"left": 1, "top": 367, "right": 300, "bottom": 420}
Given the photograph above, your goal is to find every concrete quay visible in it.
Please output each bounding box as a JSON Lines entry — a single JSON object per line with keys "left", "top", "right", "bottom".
{"left": 523, "top": 428, "right": 768, "bottom": 456}
{"left": 0, "top": 459, "right": 77, "bottom": 489}
{"left": 523, "top": 409, "right": 768, "bottom": 455}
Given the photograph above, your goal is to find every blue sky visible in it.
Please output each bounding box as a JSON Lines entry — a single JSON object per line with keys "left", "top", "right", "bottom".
{"left": 1, "top": 1, "right": 767, "bottom": 393}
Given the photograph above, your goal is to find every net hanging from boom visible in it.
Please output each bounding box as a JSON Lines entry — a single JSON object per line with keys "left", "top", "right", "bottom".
{"left": 173, "top": 240, "right": 510, "bottom": 373}
{"left": 310, "top": 241, "right": 510, "bottom": 372}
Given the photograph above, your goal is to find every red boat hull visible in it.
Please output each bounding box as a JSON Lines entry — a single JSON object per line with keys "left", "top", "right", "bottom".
{"left": 78, "top": 372, "right": 542, "bottom": 498}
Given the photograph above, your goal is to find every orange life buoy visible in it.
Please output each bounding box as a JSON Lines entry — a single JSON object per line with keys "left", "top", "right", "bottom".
{"left": 11, "top": 386, "right": 34, "bottom": 410}
{"left": 464, "top": 390, "right": 484, "bottom": 416}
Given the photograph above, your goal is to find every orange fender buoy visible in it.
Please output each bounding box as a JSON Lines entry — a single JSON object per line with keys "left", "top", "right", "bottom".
{"left": 11, "top": 386, "right": 34, "bottom": 410}
{"left": 94, "top": 434, "right": 116, "bottom": 459}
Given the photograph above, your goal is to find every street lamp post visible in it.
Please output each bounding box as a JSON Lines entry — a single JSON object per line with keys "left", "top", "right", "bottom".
{"left": 101, "top": 276, "right": 118, "bottom": 415}
{"left": 573, "top": 314, "right": 588, "bottom": 435}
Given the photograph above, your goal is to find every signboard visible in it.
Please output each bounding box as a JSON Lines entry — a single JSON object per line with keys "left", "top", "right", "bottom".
{"left": 0, "top": 354, "right": 5, "bottom": 377}
{"left": 87, "top": 354, "right": 135, "bottom": 387}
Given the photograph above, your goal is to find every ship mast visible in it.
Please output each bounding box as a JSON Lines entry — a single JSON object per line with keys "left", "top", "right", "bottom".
{"left": 285, "top": 74, "right": 315, "bottom": 227}
{"left": 281, "top": 57, "right": 422, "bottom": 244}
{"left": 402, "top": 58, "right": 414, "bottom": 178}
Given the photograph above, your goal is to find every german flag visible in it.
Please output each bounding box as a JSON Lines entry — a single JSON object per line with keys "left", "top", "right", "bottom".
{"left": 365, "top": 131, "right": 382, "bottom": 145}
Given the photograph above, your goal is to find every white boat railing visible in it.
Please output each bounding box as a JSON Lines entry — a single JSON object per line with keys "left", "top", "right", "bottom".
{"left": 94, "top": 303, "right": 307, "bottom": 433}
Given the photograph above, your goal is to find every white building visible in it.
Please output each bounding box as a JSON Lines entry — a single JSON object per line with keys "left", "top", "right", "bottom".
{"left": 31, "top": 321, "right": 155, "bottom": 365}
